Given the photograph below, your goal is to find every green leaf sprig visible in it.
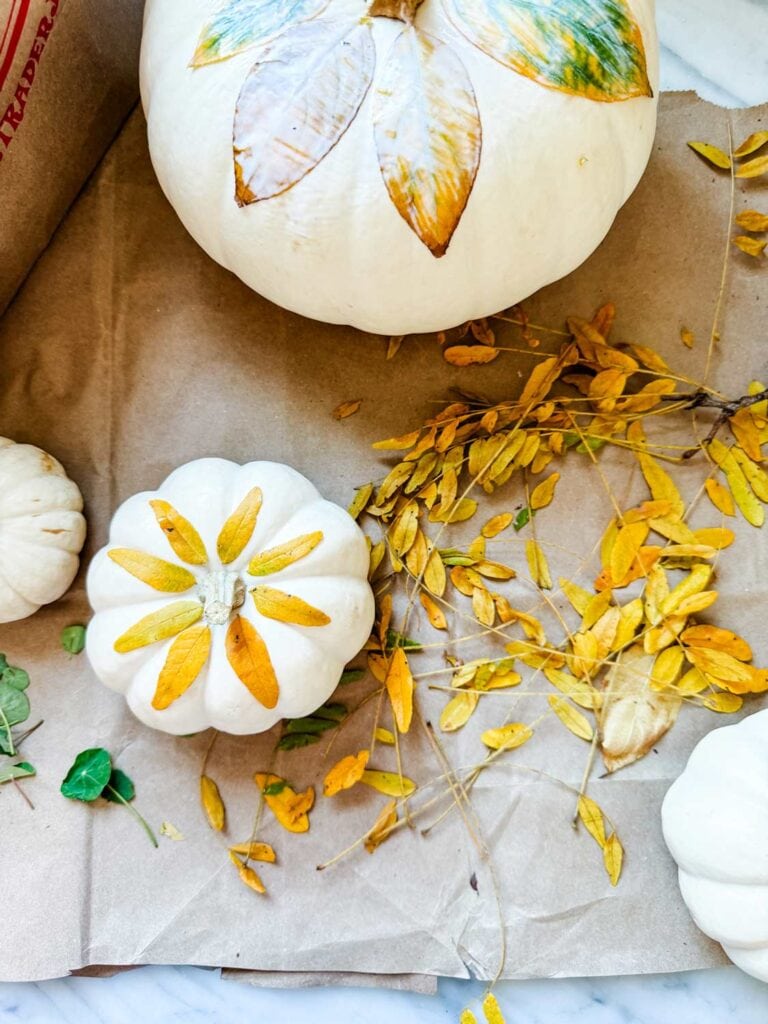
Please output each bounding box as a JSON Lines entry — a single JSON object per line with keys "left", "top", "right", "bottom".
{"left": 61, "top": 748, "right": 158, "bottom": 847}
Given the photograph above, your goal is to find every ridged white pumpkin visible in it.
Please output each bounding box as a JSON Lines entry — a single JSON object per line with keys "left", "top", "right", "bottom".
{"left": 140, "top": 0, "right": 659, "bottom": 335}
{"left": 86, "top": 458, "right": 375, "bottom": 735}
{"left": 0, "top": 438, "right": 86, "bottom": 624}
{"left": 662, "top": 710, "right": 768, "bottom": 982}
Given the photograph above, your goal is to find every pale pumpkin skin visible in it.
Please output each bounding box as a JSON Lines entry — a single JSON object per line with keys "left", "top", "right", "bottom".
{"left": 662, "top": 709, "right": 768, "bottom": 982}
{"left": 0, "top": 438, "right": 86, "bottom": 624}
{"left": 140, "top": 0, "right": 659, "bottom": 335}
{"left": 86, "top": 459, "right": 375, "bottom": 735}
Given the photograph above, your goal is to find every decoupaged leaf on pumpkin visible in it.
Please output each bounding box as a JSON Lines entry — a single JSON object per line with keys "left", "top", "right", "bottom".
{"left": 217, "top": 486, "right": 263, "bottom": 564}
{"left": 114, "top": 601, "right": 204, "bottom": 653}
{"left": 149, "top": 500, "right": 208, "bottom": 565}
{"left": 445, "top": 0, "right": 653, "bottom": 102}
{"left": 251, "top": 585, "right": 331, "bottom": 626}
{"left": 233, "top": 18, "right": 375, "bottom": 205}
{"left": 226, "top": 614, "right": 280, "bottom": 707}
{"left": 372, "top": 27, "right": 481, "bottom": 257}
{"left": 152, "top": 624, "right": 212, "bottom": 710}
{"left": 108, "top": 549, "right": 197, "bottom": 593}
{"left": 190, "top": 0, "right": 330, "bottom": 67}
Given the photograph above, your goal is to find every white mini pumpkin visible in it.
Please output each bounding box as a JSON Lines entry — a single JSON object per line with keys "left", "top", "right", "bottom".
{"left": 662, "top": 709, "right": 768, "bottom": 982}
{"left": 86, "top": 458, "right": 375, "bottom": 735}
{"left": 140, "top": 0, "right": 659, "bottom": 335}
{"left": 0, "top": 438, "right": 86, "bottom": 624}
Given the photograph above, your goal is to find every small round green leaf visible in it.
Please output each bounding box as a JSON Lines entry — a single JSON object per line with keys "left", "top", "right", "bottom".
{"left": 2, "top": 665, "right": 29, "bottom": 690}
{"left": 61, "top": 625, "right": 87, "bottom": 655}
{"left": 61, "top": 748, "right": 112, "bottom": 802}
{"left": 103, "top": 768, "right": 135, "bottom": 804}
{"left": 0, "top": 681, "right": 30, "bottom": 727}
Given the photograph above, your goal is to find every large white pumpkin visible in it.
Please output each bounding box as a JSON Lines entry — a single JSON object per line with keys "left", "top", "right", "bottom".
{"left": 662, "top": 710, "right": 768, "bottom": 982}
{"left": 0, "top": 438, "right": 86, "bottom": 624}
{"left": 140, "top": 0, "right": 659, "bottom": 335}
{"left": 86, "top": 458, "right": 375, "bottom": 735}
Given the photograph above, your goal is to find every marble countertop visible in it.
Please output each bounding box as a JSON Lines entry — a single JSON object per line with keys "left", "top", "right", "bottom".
{"left": 3, "top": 1, "right": 768, "bottom": 1021}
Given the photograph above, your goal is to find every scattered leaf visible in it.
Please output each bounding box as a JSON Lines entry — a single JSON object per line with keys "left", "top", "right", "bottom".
{"left": 61, "top": 625, "right": 86, "bottom": 654}
{"left": 360, "top": 769, "right": 416, "bottom": 797}
{"left": 444, "top": 345, "right": 500, "bottom": 367}
{"left": 160, "top": 821, "right": 185, "bottom": 841}
{"left": 735, "top": 210, "right": 768, "bottom": 232}
{"left": 323, "top": 750, "right": 370, "bottom": 796}
{"left": 333, "top": 399, "right": 362, "bottom": 420}
{"left": 577, "top": 795, "right": 606, "bottom": 848}
{"left": 548, "top": 696, "right": 593, "bottom": 741}
{"left": 687, "top": 141, "right": 731, "bottom": 169}
{"left": 481, "top": 723, "right": 533, "bottom": 751}
{"left": 526, "top": 539, "right": 552, "bottom": 589}
{"left": 734, "top": 131, "right": 768, "bottom": 158}
{"left": 200, "top": 775, "right": 226, "bottom": 831}
{"left": 385, "top": 647, "right": 414, "bottom": 733}
{"left": 733, "top": 235, "right": 766, "bottom": 258}
{"left": 364, "top": 799, "right": 398, "bottom": 853}
{"left": 60, "top": 748, "right": 112, "bottom": 801}
{"left": 735, "top": 155, "right": 768, "bottom": 178}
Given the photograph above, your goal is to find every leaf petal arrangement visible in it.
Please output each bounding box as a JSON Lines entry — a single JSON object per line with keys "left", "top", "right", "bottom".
{"left": 108, "top": 495, "right": 330, "bottom": 712}
{"left": 192, "top": 0, "right": 652, "bottom": 255}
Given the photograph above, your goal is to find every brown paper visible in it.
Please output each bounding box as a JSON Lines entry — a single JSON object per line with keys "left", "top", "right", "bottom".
{"left": 0, "top": 0, "right": 143, "bottom": 313}
{"left": 0, "top": 92, "right": 765, "bottom": 985}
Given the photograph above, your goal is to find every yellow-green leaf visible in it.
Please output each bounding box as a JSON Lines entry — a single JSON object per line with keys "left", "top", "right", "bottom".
{"left": 217, "top": 486, "right": 263, "bottom": 564}
{"left": 374, "top": 727, "right": 396, "bottom": 745}
{"left": 226, "top": 615, "right": 279, "bottom": 708}
{"left": 149, "top": 500, "right": 207, "bottom": 565}
{"left": 687, "top": 140, "right": 731, "bottom": 169}
{"left": 708, "top": 438, "right": 764, "bottom": 526}
{"left": 251, "top": 585, "right": 331, "bottom": 626}
{"left": 704, "top": 477, "right": 736, "bottom": 517}
{"left": 482, "top": 992, "right": 506, "bottom": 1024}
{"left": 360, "top": 769, "right": 416, "bottom": 797}
{"left": 200, "top": 775, "right": 225, "bottom": 831}
{"left": 108, "top": 549, "right": 197, "bottom": 592}
{"left": 420, "top": 591, "right": 447, "bottom": 630}
{"left": 348, "top": 482, "right": 374, "bottom": 520}
{"left": 481, "top": 723, "right": 533, "bottom": 751}
{"left": 526, "top": 539, "right": 552, "bottom": 589}
{"left": 577, "top": 794, "right": 606, "bottom": 848}
{"left": 152, "top": 624, "right": 212, "bottom": 710}
{"left": 114, "top": 601, "right": 203, "bottom": 654}
{"left": 373, "top": 26, "right": 481, "bottom": 257}
{"left": 248, "top": 531, "right": 323, "bottom": 576}
{"left": 439, "top": 690, "right": 479, "bottom": 732}
{"left": 548, "top": 696, "right": 593, "bottom": 741}
{"left": 190, "top": 0, "right": 329, "bottom": 67}
{"left": 229, "top": 841, "right": 276, "bottom": 862}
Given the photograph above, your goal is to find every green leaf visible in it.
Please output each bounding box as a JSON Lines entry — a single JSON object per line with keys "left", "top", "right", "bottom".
{"left": 283, "top": 716, "right": 337, "bottom": 736}
{"left": 513, "top": 507, "right": 534, "bottom": 532}
{"left": 61, "top": 748, "right": 112, "bottom": 802}
{"left": 263, "top": 779, "right": 287, "bottom": 796}
{"left": 311, "top": 702, "right": 347, "bottom": 723}
{"left": 1, "top": 664, "right": 29, "bottom": 690}
{"left": 190, "top": 0, "right": 329, "bottom": 67}
{"left": 61, "top": 625, "right": 87, "bottom": 655}
{"left": 0, "top": 681, "right": 30, "bottom": 727}
{"left": 385, "top": 629, "right": 422, "bottom": 652}
{"left": 446, "top": 0, "right": 653, "bottom": 102}
{"left": 338, "top": 669, "right": 364, "bottom": 686}
{"left": 438, "top": 548, "right": 476, "bottom": 567}
{"left": 277, "top": 732, "right": 321, "bottom": 751}
{"left": 103, "top": 768, "right": 135, "bottom": 803}
{"left": 0, "top": 654, "right": 7, "bottom": 673}
{"left": 0, "top": 761, "right": 35, "bottom": 784}
{"left": 577, "top": 437, "right": 607, "bottom": 454}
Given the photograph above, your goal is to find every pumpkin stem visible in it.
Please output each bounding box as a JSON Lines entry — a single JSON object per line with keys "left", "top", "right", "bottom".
{"left": 199, "top": 571, "right": 245, "bottom": 625}
{"left": 368, "top": 0, "right": 424, "bottom": 23}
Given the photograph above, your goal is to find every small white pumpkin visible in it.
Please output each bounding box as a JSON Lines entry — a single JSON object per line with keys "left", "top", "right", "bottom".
{"left": 86, "top": 458, "right": 375, "bottom": 735}
{"left": 0, "top": 438, "right": 86, "bottom": 624}
{"left": 662, "top": 709, "right": 768, "bottom": 982}
{"left": 140, "top": 0, "right": 659, "bottom": 334}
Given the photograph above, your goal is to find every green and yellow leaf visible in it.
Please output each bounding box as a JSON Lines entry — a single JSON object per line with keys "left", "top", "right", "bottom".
{"left": 190, "top": 0, "right": 329, "bottom": 66}
{"left": 149, "top": 500, "right": 208, "bottom": 565}
{"left": 248, "top": 531, "right": 323, "bottom": 576}
{"left": 108, "top": 549, "right": 197, "bottom": 592}
{"left": 114, "top": 601, "right": 203, "bottom": 653}
{"left": 360, "top": 769, "right": 416, "bottom": 797}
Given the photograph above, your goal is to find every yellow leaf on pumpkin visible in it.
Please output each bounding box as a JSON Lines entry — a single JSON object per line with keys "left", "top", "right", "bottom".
{"left": 149, "top": 499, "right": 208, "bottom": 565}
{"left": 251, "top": 585, "right": 331, "bottom": 626}
{"left": 114, "top": 601, "right": 203, "bottom": 653}
{"left": 248, "top": 531, "right": 323, "bottom": 577}
{"left": 217, "top": 487, "right": 263, "bottom": 564}
{"left": 152, "top": 623, "right": 211, "bottom": 710}
{"left": 108, "top": 549, "right": 197, "bottom": 593}
{"left": 226, "top": 615, "right": 279, "bottom": 708}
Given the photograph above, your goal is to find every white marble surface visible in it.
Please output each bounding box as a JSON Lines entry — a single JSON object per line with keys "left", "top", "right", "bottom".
{"left": 3, "top": 2, "right": 768, "bottom": 1021}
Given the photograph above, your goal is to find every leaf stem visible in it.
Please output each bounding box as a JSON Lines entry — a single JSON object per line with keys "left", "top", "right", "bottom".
{"left": 105, "top": 785, "right": 159, "bottom": 848}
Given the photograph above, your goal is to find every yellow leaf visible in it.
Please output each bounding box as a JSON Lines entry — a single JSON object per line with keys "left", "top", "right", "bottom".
{"left": 577, "top": 795, "right": 606, "bottom": 848}
{"left": 332, "top": 398, "right": 362, "bottom": 420}
{"left": 610, "top": 522, "right": 649, "bottom": 587}
{"left": 386, "top": 335, "right": 404, "bottom": 360}
{"left": 548, "top": 696, "right": 593, "bottom": 741}
{"left": 735, "top": 154, "right": 768, "bottom": 178}
{"left": 472, "top": 586, "right": 496, "bottom": 627}
{"left": 732, "top": 448, "right": 768, "bottom": 501}
{"left": 613, "top": 598, "right": 643, "bottom": 651}
{"left": 439, "top": 690, "right": 479, "bottom": 732}
{"left": 360, "top": 769, "right": 416, "bottom": 797}
{"left": 108, "top": 548, "right": 197, "bottom": 592}
{"left": 676, "top": 667, "right": 709, "bottom": 695}
{"left": 372, "top": 430, "right": 421, "bottom": 451}
{"left": 374, "top": 727, "right": 396, "bottom": 745}
{"left": 518, "top": 356, "right": 561, "bottom": 409}
{"left": 114, "top": 601, "right": 203, "bottom": 653}
{"left": 684, "top": 648, "right": 766, "bottom": 694}
{"left": 229, "top": 852, "right": 266, "bottom": 894}
{"left": 700, "top": 692, "right": 744, "bottom": 713}
{"left": 425, "top": 543, "right": 447, "bottom": 596}
{"left": 460, "top": 1012, "right": 478, "bottom": 1024}
{"left": 391, "top": 502, "right": 419, "bottom": 557}
{"left": 544, "top": 666, "right": 601, "bottom": 710}
{"left": 149, "top": 499, "right": 207, "bottom": 565}
{"left": 444, "top": 345, "right": 500, "bottom": 367}
{"left": 704, "top": 478, "right": 736, "bottom": 517}
{"left": 559, "top": 578, "right": 592, "bottom": 616}
{"left": 248, "top": 531, "right": 324, "bottom": 577}
{"left": 216, "top": 487, "right": 263, "bottom": 564}
{"left": 682, "top": 624, "right": 752, "bottom": 661}
{"left": 481, "top": 723, "right": 533, "bottom": 751}
{"left": 680, "top": 326, "right": 695, "bottom": 349}
{"left": 636, "top": 453, "right": 684, "bottom": 518}
{"left": 735, "top": 209, "right": 768, "bottom": 232}
{"left": 468, "top": 535, "right": 486, "bottom": 561}
{"left": 200, "top": 775, "right": 225, "bottom": 831}
{"left": 348, "top": 482, "right": 374, "bottom": 521}
{"left": 152, "top": 624, "right": 211, "bottom": 710}
{"left": 603, "top": 832, "right": 624, "bottom": 886}
{"left": 255, "top": 773, "right": 315, "bottom": 833}
{"left": 708, "top": 438, "right": 764, "bottom": 526}
{"left": 420, "top": 592, "right": 447, "bottom": 630}
{"left": 373, "top": 27, "right": 481, "bottom": 256}
{"left": 482, "top": 513, "right": 513, "bottom": 538}
{"left": 734, "top": 130, "right": 768, "bottom": 157}
{"left": 474, "top": 561, "right": 515, "bottom": 581}
{"left": 369, "top": 539, "right": 387, "bottom": 579}
{"left": 687, "top": 140, "right": 731, "bottom": 169}
{"left": 229, "top": 842, "right": 276, "bottom": 862}
{"left": 385, "top": 647, "right": 414, "bottom": 733}
{"left": 251, "top": 585, "right": 331, "bottom": 626}
{"left": 526, "top": 539, "right": 552, "bottom": 589}
{"left": 600, "top": 519, "right": 619, "bottom": 571}
{"left": 732, "top": 235, "right": 766, "bottom": 258}
{"left": 226, "top": 615, "right": 279, "bottom": 709}
{"left": 627, "top": 345, "right": 669, "bottom": 374}
{"left": 660, "top": 563, "right": 712, "bottom": 617}
{"left": 323, "top": 750, "right": 370, "bottom": 796}
{"left": 482, "top": 992, "right": 506, "bottom": 1024}
{"left": 530, "top": 472, "right": 560, "bottom": 510}
{"left": 364, "top": 799, "right": 398, "bottom": 854}
{"left": 651, "top": 647, "right": 684, "bottom": 690}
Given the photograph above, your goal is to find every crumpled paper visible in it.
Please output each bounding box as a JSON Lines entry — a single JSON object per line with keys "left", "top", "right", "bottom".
{"left": 0, "top": 92, "right": 765, "bottom": 985}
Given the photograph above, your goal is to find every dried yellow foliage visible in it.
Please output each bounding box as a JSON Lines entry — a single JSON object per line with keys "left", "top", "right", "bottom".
{"left": 481, "top": 723, "right": 533, "bottom": 751}
{"left": 577, "top": 795, "right": 606, "bottom": 848}
{"left": 149, "top": 499, "right": 208, "bottom": 565}
{"left": 736, "top": 155, "right": 768, "bottom": 178}
{"left": 114, "top": 601, "right": 203, "bottom": 653}
{"left": 360, "top": 769, "right": 416, "bottom": 797}
{"left": 385, "top": 647, "right": 414, "bottom": 733}
{"left": 481, "top": 513, "right": 513, "bottom": 538}
{"left": 610, "top": 522, "right": 649, "bottom": 585}
{"left": 420, "top": 592, "right": 447, "bottom": 630}
{"left": 733, "top": 235, "right": 766, "bottom": 258}
{"left": 603, "top": 832, "right": 624, "bottom": 886}
{"left": 526, "top": 539, "right": 552, "bottom": 589}
{"left": 108, "top": 548, "right": 197, "bottom": 593}
{"left": 372, "top": 429, "right": 421, "bottom": 451}
{"left": 734, "top": 130, "right": 768, "bottom": 157}
{"left": 444, "top": 345, "right": 500, "bottom": 367}
{"left": 374, "top": 727, "right": 395, "bottom": 745}
{"left": 548, "top": 696, "right": 593, "bottom": 741}
{"left": 530, "top": 473, "right": 560, "bottom": 510}
{"left": 152, "top": 623, "right": 211, "bottom": 710}
{"left": 248, "top": 531, "right": 323, "bottom": 576}
{"left": 323, "top": 750, "right": 370, "bottom": 796}
{"left": 332, "top": 398, "right": 362, "bottom": 420}
{"left": 680, "top": 326, "right": 695, "bottom": 349}
{"left": 440, "top": 690, "right": 479, "bottom": 732}
{"left": 226, "top": 615, "right": 279, "bottom": 709}
{"left": 365, "top": 799, "right": 398, "bottom": 853}
{"left": 229, "top": 851, "right": 266, "bottom": 894}
{"left": 704, "top": 478, "right": 736, "bottom": 517}
{"left": 255, "top": 773, "right": 315, "bottom": 833}
{"left": 560, "top": 578, "right": 592, "bottom": 616}
{"left": 735, "top": 210, "right": 768, "bottom": 232}
{"left": 229, "top": 841, "right": 276, "bottom": 862}
{"left": 349, "top": 482, "right": 374, "bottom": 520}
{"left": 708, "top": 438, "right": 764, "bottom": 526}
{"left": 482, "top": 993, "right": 506, "bottom": 1024}
{"left": 687, "top": 140, "right": 731, "bottom": 169}
{"left": 251, "top": 585, "right": 331, "bottom": 626}
{"left": 200, "top": 775, "right": 225, "bottom": 831}
{"left": 216, "top": 488, "right": 263, "bottom": 564}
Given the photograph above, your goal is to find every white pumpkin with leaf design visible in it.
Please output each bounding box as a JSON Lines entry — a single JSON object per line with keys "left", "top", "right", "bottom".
{"left": 140, "top": 0, "right": 658, "bottom": 334}
{"left": 86, "top": 459, "right": 375, "bottom": 734}
{"left": 0, "top": 438, "right": 86, "bottom": 624}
